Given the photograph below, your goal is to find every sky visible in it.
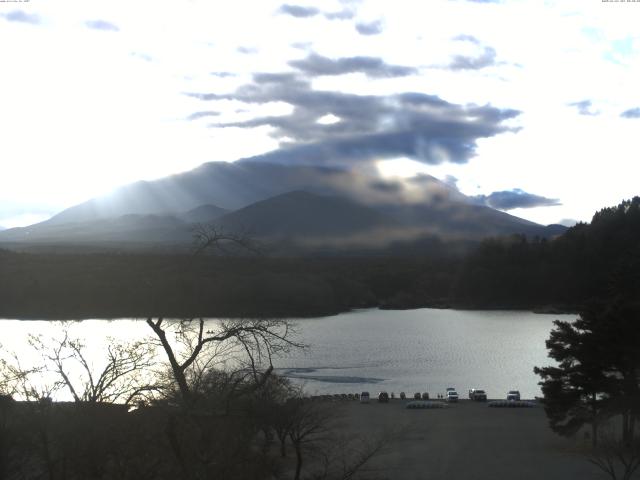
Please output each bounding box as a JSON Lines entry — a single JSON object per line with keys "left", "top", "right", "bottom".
{"left": 1, "top": 0, "right": 639, "bottom": 229}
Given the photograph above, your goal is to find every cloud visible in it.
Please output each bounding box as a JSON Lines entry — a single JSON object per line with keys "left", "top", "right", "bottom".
{"left": 472, "top": 189, "right": 561, "bottom": 210}
{"left": 188, "top": 73, "right": 519, "bottom": 167}
{"left": 131, "top": 52, "right": 153, "bottom": 62}
{"left": 453, "top": 34, "right": 481, "bottom": 45}
{"left": 448, "top": 46, "right": 497, "bottom": 70}
{"left": 277, "top": 4, "right": 320, "bottom": 18}
{"left": 369, "top": 180, "right": 403, "bottom": 193}
{"left": 291, "top": 41, "right": 313, "bottom": 50}
{"left": 443, "top": 175, "right": 459, "bottom": 188}
{"left": 289, "top": 53, "right": 417, "bottom": 78}
{"left": 568, "top": 100, "right": 599, "bottom": 116}
{"left": 355, "top": 20, "right": 383, "bottom": 35}
{"left": 324, "top": 9, "right": 355, "bottom": 20}
{"left": 2, "top": 10, "right": 41, "bottom": 25}
{"left": 253, "top": 72, "right": 301, "bottom": 84}
{"left": 186, "top": 111, "right": 220, "bottom": 121}
{"left": 85, "top": 19, "right": 120, "bottom": 31}
{"left": 211, "top": 71, "right": 235, "bottom": 78}
{"left": 237, "top": 46, "right": 258, "bottom": 54}
{"left": 621, "top": 107, "right": 640, "bottom": 119}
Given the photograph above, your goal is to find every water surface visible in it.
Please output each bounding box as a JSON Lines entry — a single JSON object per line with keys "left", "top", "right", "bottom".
{"left": 0, "top": 309, "right": 574, "bottom": 399}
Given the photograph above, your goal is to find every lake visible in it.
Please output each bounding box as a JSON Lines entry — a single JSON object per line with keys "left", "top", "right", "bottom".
{"left": 0, "top": 308, "right": 575, "bottom": 400}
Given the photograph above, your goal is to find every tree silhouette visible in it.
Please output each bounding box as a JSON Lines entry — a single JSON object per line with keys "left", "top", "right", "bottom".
{"left": 535, "top": 300, "right": 640, "bottom": 451}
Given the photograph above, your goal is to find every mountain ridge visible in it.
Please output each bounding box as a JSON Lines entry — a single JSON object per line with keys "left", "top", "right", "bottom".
{"left": 0, "top": 161, "right": 566, "bottom": 251}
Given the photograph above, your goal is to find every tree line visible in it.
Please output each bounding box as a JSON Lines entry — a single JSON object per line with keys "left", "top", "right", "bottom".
{"left": 532, "top": 198, "right": 640, "bottom": 479}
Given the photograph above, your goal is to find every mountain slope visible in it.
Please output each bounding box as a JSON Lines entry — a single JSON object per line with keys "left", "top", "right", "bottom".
{"left": 178, "top": 204, "right": 228, "bottom": 224}
{"left": 0, "top": 214, "right": 192, "bottom": 245}
{"left": 44, "top": 161, "right": 355, "bottom": 225}
{"left": 217, "top": 191, "right": 397, "bottom": 238}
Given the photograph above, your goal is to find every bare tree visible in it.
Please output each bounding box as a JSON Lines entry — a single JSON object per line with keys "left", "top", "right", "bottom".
{"left": 146, "top": 317, "right": 303, "bottom": 407}
{"left": 191, "top": 223, "right": 263, "bottom": 256}
{"left": 587, "top": 428, "right": 640, "bottom": 480}
{"left": 312, "top": 434, "right": 390, "bottom": 480}
{"left": 0, "top": 348, "right": 57, "bottom": 402}
{"left": 24, "top": 328, "right": 160, "bottom": 405}
{"left": 287, "top": 400, "right": 334, "bottom": 480}
{"left": 274, "top": 399, "right": 391, "bottom": 480}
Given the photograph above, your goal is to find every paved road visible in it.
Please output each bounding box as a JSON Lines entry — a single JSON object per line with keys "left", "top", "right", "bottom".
{"left": 331, "top": 399, "right": 603, "bottom": 480}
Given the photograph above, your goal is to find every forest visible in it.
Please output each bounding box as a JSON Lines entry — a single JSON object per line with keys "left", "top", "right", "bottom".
{"left": 1, "top": 197, "right": 639, "bottom": 320}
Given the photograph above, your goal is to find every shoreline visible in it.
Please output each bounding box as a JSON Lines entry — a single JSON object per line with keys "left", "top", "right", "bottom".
{"left": 0, "top": 304, "right": 579, "bottom": 321}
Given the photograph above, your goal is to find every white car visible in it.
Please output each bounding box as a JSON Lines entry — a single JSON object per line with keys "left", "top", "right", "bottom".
{"left": 446, "top": 390, "right": 459, "bottom": 402}
{"left": 507, "top": 390, "right": 521, "bottom": 401}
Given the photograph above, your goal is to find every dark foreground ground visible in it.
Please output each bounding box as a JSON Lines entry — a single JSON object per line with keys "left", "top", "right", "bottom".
{"left": 331, "top": 399, "right": 601, "bottom": 480}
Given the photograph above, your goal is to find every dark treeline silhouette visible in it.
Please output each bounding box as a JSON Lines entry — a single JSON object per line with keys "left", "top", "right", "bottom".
{"left": 0, "top": 251, "right": 459, "bottom": 319}
{"left": 453, "top": 197, "right": 640, "bottom": 310}
{"left": 529, "top": 198, "right": 640, "bottom": 479}
{"left": 1, "top": 197, "right": 639, "bottom": 319}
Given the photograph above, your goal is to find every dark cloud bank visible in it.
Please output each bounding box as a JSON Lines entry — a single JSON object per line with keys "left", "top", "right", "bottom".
{"left": 188, "top": 69, "right": 520, "bottom": 167}
{"left": 185, "top": 52, "right": 558, "bottom": 216}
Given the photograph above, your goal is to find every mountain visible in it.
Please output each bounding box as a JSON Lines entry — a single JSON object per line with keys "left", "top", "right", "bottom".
{"left": 0, "top": 214, "right": 191, "bottom": 245}
{"left": 178, "top": 204, "right": 228, "bottom": 224}
{"left": 217, "top": 191, "right": 397, "bottom": 239}
{"left": 0, "top": 161, "right": 566, "bottom": 250}
{"left": 44, "top": 161, "right": 355, "bottom": 225}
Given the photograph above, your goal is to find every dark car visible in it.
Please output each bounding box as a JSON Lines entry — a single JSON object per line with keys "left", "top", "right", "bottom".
{"left": 469, "top": 389, "right": 487, "bottom": 401}
{"left": 414, "top": 392, "right": 421, "bottom": 400}
{"left": 378, "top": 391, "right": 390, "bottom": 403}
{"left": 421, "top": 392, "right": 430, "bottom": 400}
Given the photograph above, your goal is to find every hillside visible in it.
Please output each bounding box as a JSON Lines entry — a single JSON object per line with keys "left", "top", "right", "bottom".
{"left": 217, "top": 191, "right": 397, "bottom": 239}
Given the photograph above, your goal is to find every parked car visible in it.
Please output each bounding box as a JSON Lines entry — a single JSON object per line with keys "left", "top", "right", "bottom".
{"left": 421, "top": 392, "right": 430, "bottom": 400}
{"left": 378, "top": 391, "right": 389, "bottom": 403}
{"left": 469, "top": 389, "right": 487, "bottom": 401}
{"left": 446, "top": 390, "right": 459, "bottom": 402}
{"left": 400, "top": 392, "right": 406, "bottom": 400}
{"left": 360, "top": 392, "right": 370, "bottom": 403}
{"left": 507, "top": 390, "right": 521, "bottom": 401}
{"left": 414, "top": 392, "right": 421, "bottom": 400}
